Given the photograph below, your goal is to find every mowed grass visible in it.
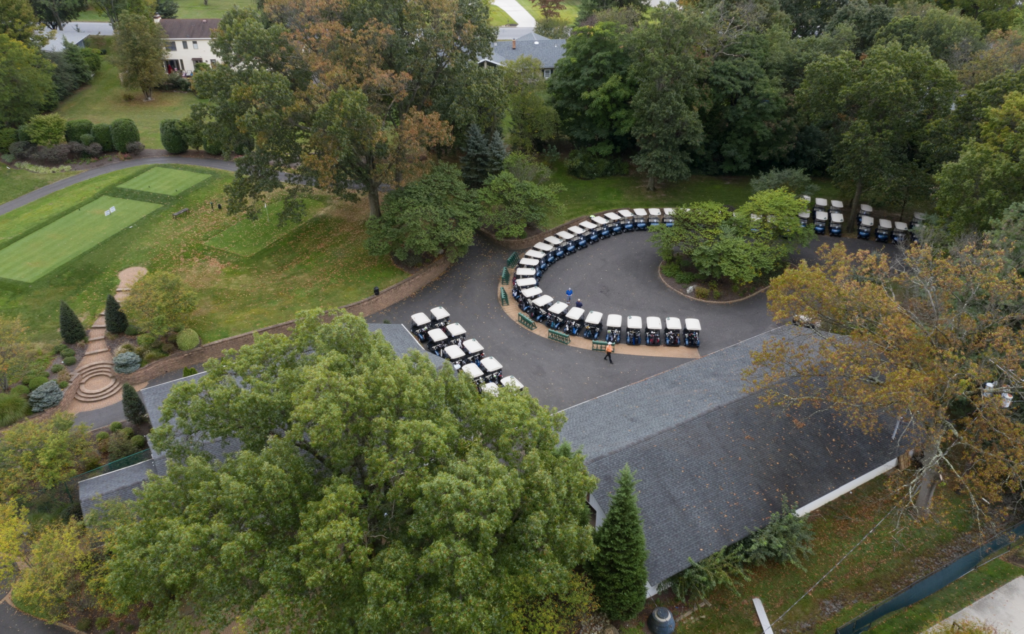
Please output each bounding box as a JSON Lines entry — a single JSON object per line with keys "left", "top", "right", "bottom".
{"left": 518, "top": 0, "right": 581, "bottom": 24}
{"left": 77, "top": 0, "right": 255, "bottom": 21}
{"left": 57, "top": 59, "right": 198, "bottom": 149}
{"left": 0, "top": 167, "right": 72, "bottom": 206}
{"left": 0, "top": 167, "right": 407, "bottom": 345}
{"left": 490, "top": 3, "right": 515, "bottom": 26}
{"left": 0, "top": 196, "right": 160, "bottom": 283}
{"left": 119, "top": 167, "right": 210, "bottom": 196}
{"left": 205, "top": 196, "right": 325, "bottom": 257}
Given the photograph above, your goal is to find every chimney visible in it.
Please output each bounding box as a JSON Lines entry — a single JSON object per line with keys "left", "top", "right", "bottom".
{"left": 512, "top": 39, "right": 516, "bottom": 50}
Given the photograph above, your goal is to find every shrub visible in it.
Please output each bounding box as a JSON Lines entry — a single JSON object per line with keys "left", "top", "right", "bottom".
{"left": 125, "top": 141, "right": 145, "bottom": 156}
{"left": 507, "top": 572, "right": 598, "bottom": 634}
{"left": 142, "top": 350, "right": 167, "bottom": 364}
{"left": 16, "top": 125, "right": 29, "bottom": 142}
{"left": 122, "top": 383, "right": 148, "bottom": 426}
{"left": 58, "top": 380, "right": 68, "bottom": 389}
{"left": 92, "top": 123, "right": 113, "bottom": 152}
{"left": 106, "top": 428, "right": 139, "bottom": 460}
{"left": 65, "top": 120, "right": 93, "bottom": 143}
{"left": 159, "top": 74, "right": 190, "bottom": 91}
{"left": 94, "top": 616, "right": 110, "bottom": 630}
{"left": 160, "top": 119, "right": 188, "bottom": 154}
{"left": 176, "top": 328, "right": 200, "bottom": 351}
{"left": 182, "top": 367, "right": 197, "bottom": 377}
{"left": 28, "top": 381, "right": 63, "bottom": 412}
{"left": 29, "top": 143, "right": 71, "bottom": 164}
{"left": 125, "top": 324, "right": 140, "bottom": 336}
{"left": 106, "top": 294, "right": 129, "bottom": 334}
{"left": 204, "top": 138, "right": 222, "bottom": 156}
{"left": 84, "top": 142, "right": 103, "bottom": 158}
{"left": 59, "top": 301, "right": 87, "bottom": 344}
{"left": 113, "top": 352, "right": 141, "bottom": 374}
{"left": 75, "top": 618, "right": 94, "bottom": 632}
{"left": 694, "top": 287, "right": 711, "bottom": 299}
{"left": 672, "top": 549, "right": 749, "bottom": 602}
{"left": 14, "top": 161, "right": 72, "bottom": 174}
{"left": 110, "top": 421, "right": 122, "bottom": 432}
{"left": 9, "top": 141, "right": 32, "bottom": 160}
{"left": 79, "top": 133, "right": 94, "bottom": 146}
{"left": 96, "top": 432, "right": 108, "bottom": 441}
{"left": 114, "top": 343, "right": 137, "bottom": 356}
{"left": 0, "top": 128, "right": 16, "bottom": 152}
{"left": 750, "top": 167, "right": 818, "bottom": 196}
{"left": 26, "top": 114, "right": 67, "bottom": 147}
{"left": 50, "top": 363, "right": 64, "bottom": 374}
{"left": 10, "top": 385, "right": 29, "bottom": 397}
{"left": 110, "top": 119, "right": 139, "bottom": 153}
{"left": 136, "top": 333, "right": 156, "bottom": 349}
{"left": 160, "top": 341, "right": 176, "bottom": 354}
{"left": 0, "top": 393, "right": 30, "bottom": 428}
{"left": 66, "top": 141, "right": 86, "bottom": 157}
{"left": 27, "top": 376, "right": 48, "bottom": 391}
{"left": 62, "top": 354, "right": 76, "bottom": 366}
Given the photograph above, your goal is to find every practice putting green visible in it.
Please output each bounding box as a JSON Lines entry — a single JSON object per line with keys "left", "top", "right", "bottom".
{"left": 0, "top": 196, "right": 161, "bottom": 283}
{"left": 118, "top": 167, "right": 210, "bottom": 196}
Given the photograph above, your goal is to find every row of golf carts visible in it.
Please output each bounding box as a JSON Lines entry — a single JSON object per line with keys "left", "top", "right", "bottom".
{"left": 799, "top": 197, "right": 924, "bottom": 244}
{"left": 409, "top": 306, "right": 524, "bottom": 394}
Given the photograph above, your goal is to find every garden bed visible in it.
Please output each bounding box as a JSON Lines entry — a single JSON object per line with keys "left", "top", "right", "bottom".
{"left": 658, "top": 260, "right": 773, "bottom": 303}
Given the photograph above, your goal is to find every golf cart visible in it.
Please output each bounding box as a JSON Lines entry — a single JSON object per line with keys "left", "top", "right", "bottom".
{"left": 663, "top": 208, "right": 675, "bottom": 227}
{"left": 461, "top": 338, "right": 484, "bottom": 364}
{"left": 591, "top": 215, "right": 611, "bottom": 239}
{"left": 830, "top": 200, "right": 844, "bottom": 216}
{"left": 544, "top": 235, "right": 567, "bottom": 260}
{"left": 579, "top": 221, "right": 599, "bottom": 244}
{"left": 583, "top": 311, "right": 603, "bottom": 340}
{"left": 664, "top": 317, "right": 681, "bottom": 346}
{"left": 634, "top": 208, "right": 649, "bottom": 230}
{"left": 814, "top": 211, "right": 829, "bottom": 235}
{"left": 547, "top": 301, "right": 569, "bottom": 330}
{"left": 443, "top": 344, "right": 466, "bottom": 369}
{"left": 480, "top": 382, "right": 500, "bottom": 396}
{"left": 858, "top": 203, "right": 873, "bottom": 225}
{"left": 829, "top": 212, "right": 844, "bottom": 237}
{"left": 429, "top": 306, "right": 450, "bottom": 329}
{"left": 626, "top": 315, "right": 642, "bottom": 346}
{"left": 517, "top": 257, "right": 540, "bottom": 269}
{"left": 530, "top": 294, "right": 554, "bottom": 322}
{"left": 876, "top": 218, "right": 893, "bottom": 242}
{"left": 444, "top": 323, "right": 466, "bottom": 345}
{"left": 512, "top": 277, "right": 536, "bottom": 300}
{"left": 524, "top": 249, "right": 545, "bottom": 260}
{"left": 461, "top": 363, "right": 485, "bottom": 385}
{"left": 515, "top": 267, "right": 536, "bottom": 280}
{"left": 564, "top": 307, "right": 585, "bottom": 335}
{"left": 557, "top": 230, "right": 578, "bottom": 254}
{"left": 605, "top": 314, "right": 622, "bottom": 344}
{"left": 798, "top": 211, "right": 811, "bottom": 227}
{"left": 532, "top": 242, "right": 556, "bottom": 266}
{"left": 645, "top": 316, "right": 662, "bottom": 346}
{"left": 814, "top": 198, "right": 828, "bottom": 215}
{"left": 426, "top": 328, "right": 449, "bottom": 355}
{"left": 858, "top": 216, "right": 874, "bottom": 240}
{"left": 480, "top": 357, "right": 503, "bottom": 382}
{"left": 893, "top": 221, "right": 908, "bottom": 244}
{"left": 518, "top": 286, "right": 543, "bottom": 311}
{"left": 568, "top": 226, "right": 589, "bottom": 249}
{"left": 648, "top": 208, "right": 661, "bottom": 227}
{"left": 604, "top": 211, "right": 624, "bottom": 235}
{"left": 500, "top": 376, "right": 525, "bottom": 391}
{"left": 910, "top": 212, "right": 926, "bottom": 242}
{"left": 410, "top": 312, "right": 431, "bottom": 342}
{"left": 619, "top": 209, "right": 635, "bottom": 232}
{"left": 683, "top": 318, "right": 701, "bottom": 348}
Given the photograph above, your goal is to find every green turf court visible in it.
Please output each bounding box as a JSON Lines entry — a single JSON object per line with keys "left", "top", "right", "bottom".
{"left": 205, "top": 198, "right": 323, "bottom": 257}
{"left": 0, "top": 196, "right": 161, "bottom": 283}
{"left": 118, "top": 168, "right": 211, "bottom": 197}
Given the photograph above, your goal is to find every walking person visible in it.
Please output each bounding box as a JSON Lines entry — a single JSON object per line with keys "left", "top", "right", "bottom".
{"left": 603, "top": 342, "right": 614, "bottom": 364}
{"left": 575, "top": 298, "right": 583, "bottom": 308}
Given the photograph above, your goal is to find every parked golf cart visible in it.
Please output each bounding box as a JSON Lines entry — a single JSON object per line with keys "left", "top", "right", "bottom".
{"left": 444, "top": 323, "right": 466, "bottom": 345}
{"left": 443, "top": 344, "right": 466, "bottom": 370}
{"left": 544, "top": 235, "right": 567, "bottom": 260}
{"left": 814, "top": 198, "right": 828, "bottom": 215}
{"left": 500, "top": 376, "right": 525, "bottom": 391}
{"left": 480, "top": 357, "right": 503, "bottom": 382}
{"left": 830, "top": 199, "right": 844, "bottom": 216}
{"left": 664, "top": 208, "right": 675, "bottom": 227}
{"left": 876, "top": 218, "right": 892, "bottom": 242}
{"left": 626, "top": 315, "right": 642, "bottom": 346}
{"left": 568, "top": 226, "right": 589, "bottom": 249}
{"left": 648, "top": 208, "right": 662, "bottom": 226}
{"left": 814, "top": 211, "right": 829, "bottom": 235}
{"left": 634, "top": 208, "right": 648, "bottom": 230}
{"left": 645, "top": 316, "right": 662, "bottom": 346}
{"left": 664, "top": 317, "right": 681, "bottom": 346}
{"left": 410, "top": 312, "right": 431, "bottom": 342}
{"left": 893, "top": 221, "right": 908, "bottom": 244}
{"left": 547, "top": 301, "right": 569, "bottom": 330}
{"left": 858, "top": 203, "right": 873, "bottom": 225}
{"left": 564, "top": 307, "right": 585, "bottom": 335}
{"left": 429, "top": 306, "right": 450, "bottom": 329}
{"left": 518, "top": 286, "right": 543, "bottom": 311}
{"left": 858, "top": 216, "right": 874, "bottom": 239}
{"left": 532, "top": 242, "right": 556, "bottom": 266}
{"left": 517, "top": 257, "right": 540, "bottom": 269}
{"left": 461, "top": 338, "right": 484, "bottom": 364}
{"left": 583, "top": 311, "right": 603, "bottom": 340}
{"left": 829, "top": 212, "right": 844, "bottom": 237}
{"left": 579, "top": 220, "right": 600, "bottom": 244}
{"left": 557, "top": 230, "right": 578, "bottom": 254}
{"left": 530, "top": 294, "right": 555, "bottom": 322}
{"left": 515, "top": 267, "right": 536, "bottom": 281}
{"left": 426, "top": 328, "right": 449, "bottom": 355}
{"left": 512, "top": 277, "right": 536, "bottom": 300}
{"left": 591, "top": 215, "right": 611, "bottom": 239}
{"left": 798, "top": 211, "right": 811, "bottom": 228}
{"left": 605, "top": 211, "right": 624, "bottom": 235}
{"left": 619, "top": 209, "right": 636, "bottom": 232}
{"left": 461, "top": 363, "right": 485, "bottom": 385}
{"left": 524, "top": 248, "right": 545, "bottom": 260}
{"left": 605, "top": 314, "right": 622, "bottom": 344}
{"left": 480, "top": 382, "right": 500, "bottom": 396}
{"left": 683, "top": 318, "right": 701, "bottom": 348}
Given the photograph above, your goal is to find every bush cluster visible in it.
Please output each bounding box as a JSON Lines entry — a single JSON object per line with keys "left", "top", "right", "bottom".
{"left": 65, "top": 120, "right": 93, "bottom": 143}
{"left": 28, "top": 381, "right": 63, "bottom": 413}
{"left": 92, "top": 124, "right": 113, "bottom": 152}
{"left": 28, "top": 143, "right": 70, "bottom": 164}
{"left": 113, "top": 352, "right": 141, "bottom": 374}
{"left": 176, "top": 328, "right": 199, "bottom": 351}
{"left": 111, "top": 119, "right": 140, "bottom": 153}
{"left": 159, "top": 74, "right": 191, "bottom": 91}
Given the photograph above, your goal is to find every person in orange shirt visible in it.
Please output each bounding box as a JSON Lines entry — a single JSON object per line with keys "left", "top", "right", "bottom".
{"left": 604, "top": 342, "right": 614, "bottom": 364}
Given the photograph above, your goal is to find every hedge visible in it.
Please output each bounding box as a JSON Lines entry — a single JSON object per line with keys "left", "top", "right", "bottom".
{"left": 160, "top": 119, "right": 188, "bottom": 155}
{"left": 92, "top": 123, "right": 114, "bottom": 152}
{"left": 66, "top": 120, "right": 93, "bottom": 143}
{"left": 110, "top": 119, "right": 139, "bottom": 153}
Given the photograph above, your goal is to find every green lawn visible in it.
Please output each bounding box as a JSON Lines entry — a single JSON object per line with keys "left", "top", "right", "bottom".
{"left": 77, "top": 0, "right": 255, "bottom": 21}
{"left": 57, "top": 59, "right": 199, "bottom": 150}
{"left": 0, "top": 166, "right": 407, "bottom": 345}
{"left": 490, "top": 3, "right": 515, "bottom": 26}
{"left": 119, "top": 167, "right": 211, "bottom": 196}
{"left": 0, "top": 167, "right": 72, "bottom": 206}
{"left": 517, "top": 0, "right": 580, "bottom": 24}
{"left": 205, "top": 195, "right": 325, "bottom": 257}
{"left": 0, "top": 196, "right": 161, "bottom": 283}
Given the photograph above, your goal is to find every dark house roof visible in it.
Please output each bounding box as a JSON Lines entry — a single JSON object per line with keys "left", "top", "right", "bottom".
{"left": 562, "top": 328, "right": 898, "bottom": 588}
{"left": 480, "top": 32, "right": 566, "bottom": 70}
{"left": 158, "top": 18, "right": 220, "bottom": 40}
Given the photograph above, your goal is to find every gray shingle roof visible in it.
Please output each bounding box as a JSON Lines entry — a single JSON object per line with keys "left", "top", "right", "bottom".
{"left": 158, "top": 18, "right": 220, "bottom": 39}
{"left": 484, "top": 35, "right": 566, "bottom": 70}
{"left": 79, "top": 459, "right": 159, "bottom": 517}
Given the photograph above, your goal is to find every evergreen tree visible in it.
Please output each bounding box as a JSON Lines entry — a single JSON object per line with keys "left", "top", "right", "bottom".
{"left": 485, "top": 129, "right": 507, "bottom": 178}
{"left": 58, "top": 301, "right": 86, "bottom": 345}
{"left": 105, "top": 294, "right": 129, "bottom": 335}
{"left": 460, "top": 123, "right": 497, "bottom": 188}
{"left": 587, "top": 464, "right": 648, "bottom": 621}
{"left": 121, "top": 383, "right": 148, "bottom": 427}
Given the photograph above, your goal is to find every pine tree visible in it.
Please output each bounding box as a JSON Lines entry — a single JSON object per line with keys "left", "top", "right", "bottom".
{"left": 122, "top": 383, "right": 149, "bottom": 427}
{"left": 59, "top": 302, "right": 86, "bottom": 345}
{"left": 460, "top": 124, "right": 493, "bottom": 188}
{"left": 485, "top": 129, "right": 508, "bottom": 178}
{"left": 105, "top": 294, "right": 129, "bottom": 335}
{"left": 587, "top": 464, "right": 648, "bottom": 622}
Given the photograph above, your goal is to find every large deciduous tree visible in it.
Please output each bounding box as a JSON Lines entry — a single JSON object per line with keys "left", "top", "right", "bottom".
{"left": 0, "top": 412, "right": 96, "bottom": 499}
{"left": 478, "top": 170, "right": 565, "bottom": 239}
{"left": 120, "top": 271, "right": 198, "bottom": 335}
{"left": 0, "top": 33, "right": 53, "bottom": 127}
{"left": 1, "top": 0, "right": 45, "bottom": 46}
{"left": 504, "top": 57, "right": 560, "bottom": 152}
{"left": 28, "top": 0, "right": 87, "bottom": 29}
{"left": 748, "top": 242, "right": 1024, "bottom": 515}
{"left": 103, "top": 309, "right": 597, "bottom": 633}
{"left": 113, "top": 12, "right": 166, "bottom": 101}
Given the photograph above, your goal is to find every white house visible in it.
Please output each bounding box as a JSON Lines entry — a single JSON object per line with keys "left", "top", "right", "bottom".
{"left": 156, "top": 17, "right": 220, "bottom": 75}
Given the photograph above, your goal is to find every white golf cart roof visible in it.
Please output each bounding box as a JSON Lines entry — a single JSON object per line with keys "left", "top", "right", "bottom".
{"left": 501, "top": 376, "right": 524, "bottom": 390}
{"left": 798, "top": 211, "right": 811, "bottom": 219}
{"left": 533, "top": 242, "right": 554, "bottom": 253}
{"left": 605, "top": 211, "right": 622, "bottom": 222}
{"left": 802, "top": 195, "right": 812, "bottom": 202}
{"left": 480, "top": 357, "right": 503, "bottom": 373}
{"left": 444, "top": 345, "right": 465, "bottom": 360}
{"left": 411, "top": 312, "right": 430, "bottom": 327}
{"left": 461, "top": 364, "right": 483, "bottom": 379}
{"left": 685, "top": 318, "right": 701, "bottom": 331}
{"left": 606, "top": 314, "right": 622, "bottom": 328}
{"left": 568, "top": 226, "right": 586, "bottom": 236}
{"left": 646, "top": 316, "right": 662, "bottom": 330}
{"left": 533, "top": 294, "right": 554, "bottom": 308}
{"left": 627, "top": 315, "right": 642, "bottom": 329}
{"left": 565, "top": 307, "right": 585, "bottom": 321}
{"left": 548, "top": 302, "right": 569, "bottom": 316}
{"left": 517, "top": 278, "right": 537, "bottom": 289}
{"left": 430, "top": 306, "right": 450, "bottom": 321}
{"left": 914, "top": 212, "right": 927, "bottom": 222}
{"left": 634, "top": 208, "right": 648, "bottom": 218}
{"left": 830, "top": 200, "right": 844, "bottom": 210}
{"left": 894, "top": 221, "right": 908, "bottom": 231}
{"left": 481, "top": 382, "right": 500, "bottom": 396}
{"left": 665, "top": 317, "right": 682, "bottom": 330}
{"left": 860, "top": 204, "right": 873, "bottom": 213}
{"left": 648, "top": 209, "right": 662, "bottom": 217}
{"left": 462, "top": 339, "right": 484, "bottom": 354}
{"left": 750, "top": 214, "right": 763, "bottom": 223}
{"left": 585, "top": 311, "right": 603, "bottom": 325}
{"left": 524, "top": 249, "right": 545, "bottom": 259}
{"left": 815, "top": 210, "right": 829, "bottom": 221}
{"left": 544, "top": 235, "right": 563, "bottom": 247}
{"left": 830, "top": 212, "right": 844, "bottom": 223}
{"left": 427, "top": 328, "right": 448, "bottom": 344}
{"left": 815, "top": 198, "right": 828, "bottom": 208}
{"left": 517, "top": 257, "right": 539, "bottom": 268}
{"left": 619, "top": 209, "right": 634, "bottom": 219}
{"left": 521, "top": 287, "right": 543, "bottom": 299}
{"left": 579, "top": 221, "right": 597, "bottom": 230}
{"left": 446, "top": 323, "right": 466, "bottom": 338}
{"left": 878, "top": 218, "right": 893, "bottom": 229}
{"left": 663, "top": 207, "right": 675, "bottom": 215}
{"left": 591, "top": 215, "right": 609, "bottom": 226}
{"left": 556, "top": 230, "right": 575, "bottom": 241}
{"left": 860, "top": 216, "right": 875, "bottom": 227}
{"left": 515, "top": 267, "right": 536, "bottom": 277}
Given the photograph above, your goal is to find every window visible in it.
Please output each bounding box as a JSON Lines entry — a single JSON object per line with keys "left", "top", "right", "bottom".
{"left": 193, "top": 41, "right": 199, "bottom": 49}
{"left": 182, "top": 41, "right": 187, "bottom": 48}
{"left": 166, "top": 41, "right": 176, "bottom": 51}
{"left": 543, "top": 68, "right": 552, "bottom": 79}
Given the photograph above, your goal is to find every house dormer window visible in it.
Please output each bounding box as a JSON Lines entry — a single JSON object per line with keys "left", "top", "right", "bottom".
{"left": 543, "top": 69, "right": 552, "bottom": 79}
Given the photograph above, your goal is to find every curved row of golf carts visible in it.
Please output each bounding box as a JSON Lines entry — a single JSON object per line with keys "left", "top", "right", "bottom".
{"left": 409, "top": 306, "right": 524, "bottom": 395}
{"left": 799, "top": 197, "right": 923, "bottom": 244}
